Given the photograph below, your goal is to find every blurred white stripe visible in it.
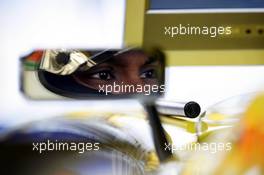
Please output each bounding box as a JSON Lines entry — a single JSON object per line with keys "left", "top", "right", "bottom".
{"left": 165, "top": 66, "right": 264, "bottom": 110}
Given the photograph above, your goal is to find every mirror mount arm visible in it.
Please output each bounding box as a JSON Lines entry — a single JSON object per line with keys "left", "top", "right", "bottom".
{"left": 144, "top": 102, "right": 174, "bottom": 163}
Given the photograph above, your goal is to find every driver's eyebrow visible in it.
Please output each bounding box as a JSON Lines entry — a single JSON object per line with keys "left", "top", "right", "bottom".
{"left": 143, "top": 57, "right": 159, "bottom": 66}
{"left": 75, "top": 63, "right": 114, "bottom": 75}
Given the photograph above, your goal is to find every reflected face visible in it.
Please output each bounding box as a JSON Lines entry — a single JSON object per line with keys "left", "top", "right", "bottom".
{"left": 72, "top": 50, "right": 162, "bottom": 94}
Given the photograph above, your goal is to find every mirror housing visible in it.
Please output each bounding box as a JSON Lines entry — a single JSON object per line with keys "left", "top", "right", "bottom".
{"left": 21, "top": 48, "right": 166, "bottom": 99}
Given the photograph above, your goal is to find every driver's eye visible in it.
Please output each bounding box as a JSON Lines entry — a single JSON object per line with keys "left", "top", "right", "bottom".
{"left": 90, "top": 71, "right": 114, "bottom": 80}
{"left": 140, "top": 69, "right": 156, "bottom": 79}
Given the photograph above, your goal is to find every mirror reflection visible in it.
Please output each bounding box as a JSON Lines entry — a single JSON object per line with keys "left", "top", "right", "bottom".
{"left": 22, "top": 48, "right": 165, "bottom": 98}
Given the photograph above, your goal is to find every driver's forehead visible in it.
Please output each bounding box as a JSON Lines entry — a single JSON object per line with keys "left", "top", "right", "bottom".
{"left": 109, "top": 51, "right": 149, "bottom": 67}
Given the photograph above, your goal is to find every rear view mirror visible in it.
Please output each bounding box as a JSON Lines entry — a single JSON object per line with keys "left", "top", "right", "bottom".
{"left": 21, "top": 48, "right": 165, "bottom": 99}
